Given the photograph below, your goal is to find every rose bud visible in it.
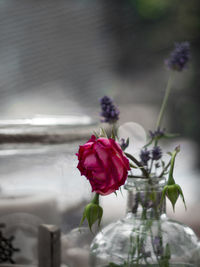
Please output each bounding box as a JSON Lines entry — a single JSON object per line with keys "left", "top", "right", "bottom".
{"left": 161, "top": 184, "right": 186, "bottom": 211}
{"left": 76, "top": 135, "right": 130, "bottom": 195}
{"left": 161, "top": 145, "right": 186, "bottom": 211}
{"left": 80, "top": 201, "right": 103, "bottom": 232}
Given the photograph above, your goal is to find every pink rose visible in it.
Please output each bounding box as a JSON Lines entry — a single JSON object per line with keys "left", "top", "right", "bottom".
{"left": 76, "top": 135, "right": 130, "bottom": 195}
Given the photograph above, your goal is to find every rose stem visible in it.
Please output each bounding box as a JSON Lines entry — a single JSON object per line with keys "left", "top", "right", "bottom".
{"left": 92, "top": 193, "right": 100, "bottom": 205}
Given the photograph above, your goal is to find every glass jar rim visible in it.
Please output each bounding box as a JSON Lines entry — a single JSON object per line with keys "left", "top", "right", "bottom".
{"left": 124, "top": 176, "right": 166, "bottom": 191}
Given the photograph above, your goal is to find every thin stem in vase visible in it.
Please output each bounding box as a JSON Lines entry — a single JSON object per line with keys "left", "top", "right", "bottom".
{"left": 125, "top": 152, "right": 149, "bottom": 178}
{"left": 155, "top": 72, "right": 175, "bottom": 132}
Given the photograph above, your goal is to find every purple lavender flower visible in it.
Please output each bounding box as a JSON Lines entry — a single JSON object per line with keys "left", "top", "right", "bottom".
{"left": 165, "top": 42, "right": 190, "bottom": 71}
{"left": 152, "top": 146, "right": 162, "bottom": 160}
{"left": 140, "top": 148, "right": 150, "bottom": 165}
{"left": 100, "top": 96, "right": 119, "bottom": 123}
{"left": 149, "top": 128, "right": 165, "bottom": 139}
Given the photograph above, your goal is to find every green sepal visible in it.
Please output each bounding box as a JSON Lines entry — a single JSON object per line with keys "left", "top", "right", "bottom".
{"left": 166, "top": 185, "right": 179, "bottom": 210}
{"left": 161, "top": 184, "right": 186, "bottom": 211}
{"left": 176, "top": 184, "right": 186, "bottom": 210}
{"left": 79, "top": 209, "right": 87, "bottom": 228}
{"left": 79, "top": 202, "right": 103, "bottom": 232}
{"left": 80, "top": 193, "right": 103, "bottom": 231}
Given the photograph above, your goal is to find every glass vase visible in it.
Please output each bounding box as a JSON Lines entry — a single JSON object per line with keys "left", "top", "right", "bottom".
{"left": 90, "top": 177, "right": 200, "bottom": 267}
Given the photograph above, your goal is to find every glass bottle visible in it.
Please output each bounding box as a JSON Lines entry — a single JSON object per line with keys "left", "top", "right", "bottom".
{"left": 90, "top": 177, "right": 200, "bottom": 267}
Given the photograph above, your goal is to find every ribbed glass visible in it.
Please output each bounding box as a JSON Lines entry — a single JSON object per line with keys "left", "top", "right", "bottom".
{"left": 90, "top": 177, "right": 200, "bottom": 267}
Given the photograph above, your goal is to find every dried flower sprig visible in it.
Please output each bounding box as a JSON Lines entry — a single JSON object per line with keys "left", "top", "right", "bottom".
{"left": 165, "top": 42, "right": 190, "bottom": 72}
{"left": 156, "top": 42, "right": 190, "bottom": 131}
{"left": 100, "top": 96, "right": 120, "bottom": 124}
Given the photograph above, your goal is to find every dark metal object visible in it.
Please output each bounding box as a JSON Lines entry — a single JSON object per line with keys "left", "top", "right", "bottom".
{"left": 0, "top": 224, "right": 20, "bottom": 264}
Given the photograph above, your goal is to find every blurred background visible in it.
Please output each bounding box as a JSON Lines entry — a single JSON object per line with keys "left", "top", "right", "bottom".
{"left": 0, "top": 0, "right": 200, "bottom": 264}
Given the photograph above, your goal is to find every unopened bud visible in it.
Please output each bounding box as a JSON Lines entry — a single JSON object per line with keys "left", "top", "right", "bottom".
{"left": 80, "top": 202, "right": 103, "bottom": 232}
{"left": 161, "top": 184, "right": 186, "bottom": 211}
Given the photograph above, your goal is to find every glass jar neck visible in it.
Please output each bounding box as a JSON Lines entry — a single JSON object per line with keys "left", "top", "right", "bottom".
{"left": 125, "top": 177, "right": 166, "bottom": 220}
